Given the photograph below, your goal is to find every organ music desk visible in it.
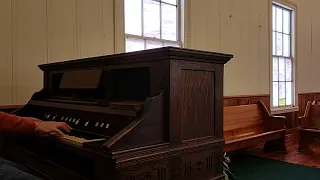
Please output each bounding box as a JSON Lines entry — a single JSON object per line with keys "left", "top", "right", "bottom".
{"left": 1, "top": 47, "right": 233, "bottom": 180}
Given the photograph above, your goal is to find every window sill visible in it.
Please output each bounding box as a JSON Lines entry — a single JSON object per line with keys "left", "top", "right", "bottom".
{"left": 270, "top": 106, "right": 299, "bottom": 115}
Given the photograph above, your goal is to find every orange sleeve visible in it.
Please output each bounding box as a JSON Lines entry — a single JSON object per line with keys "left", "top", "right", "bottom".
{"left": 0, "top": 111, "right": 36, "bottom": 136}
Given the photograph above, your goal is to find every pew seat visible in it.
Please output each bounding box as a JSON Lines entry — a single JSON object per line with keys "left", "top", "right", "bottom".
{"left": 298, "top": 100, "right": 320, "bottom": 151}
{"left": 224, "top": 101, "right": 287, "bottom": 153}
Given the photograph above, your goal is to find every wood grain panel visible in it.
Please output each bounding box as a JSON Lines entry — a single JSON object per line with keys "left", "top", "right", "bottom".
{"left": 309, "top": 104, "right": 320, "bottom": 128}
{"left": 224, "top": 94, "right": 269, "bottom": 108}
{"left": 77, "top": 0, "right": 104, "bottom": 58}
{"left": 224, "top": 104, "right": 260, "bottom": 124}
{"left": 224, "top": 104, "right": 263, "bottom": 139}
{"left": 181, "top": 69, "right": 214, "bottom": 140}
{"left": 298, "top": 93, "right": 320, "bottom": 118}
{"left": 170, "top": 60, "right": 182, "bottom": 146}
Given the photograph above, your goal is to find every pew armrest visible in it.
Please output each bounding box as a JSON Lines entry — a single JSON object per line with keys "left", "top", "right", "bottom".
{"left": 264, "top": 115, "right": 286, "bottom": 131}
{"left": 298, "top": 116, "right": 311, "bottom": 128}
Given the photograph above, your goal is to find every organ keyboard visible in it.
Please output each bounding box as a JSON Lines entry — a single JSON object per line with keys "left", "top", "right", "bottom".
{"left": 0, "top": 47, "right": 233, "bottom": 180}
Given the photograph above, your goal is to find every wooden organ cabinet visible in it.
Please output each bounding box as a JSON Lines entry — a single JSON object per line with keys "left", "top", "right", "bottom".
{"left": 1, "top": 47, "right": 233, "bottom": 180}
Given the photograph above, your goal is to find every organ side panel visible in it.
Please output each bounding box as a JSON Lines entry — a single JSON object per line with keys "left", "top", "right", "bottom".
{"left": 180, "top": 62, "right": 215, "bottom": 140}
{"left": 170, "top": 60, "right": 217, "bottom": 142}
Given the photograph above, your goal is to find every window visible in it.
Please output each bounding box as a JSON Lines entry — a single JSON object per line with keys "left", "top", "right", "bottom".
{"left": 124, "top": 0, "right": 182, "bottom": 52}
{"left": 271, "top": 1, "right": 297, "bottom": 112}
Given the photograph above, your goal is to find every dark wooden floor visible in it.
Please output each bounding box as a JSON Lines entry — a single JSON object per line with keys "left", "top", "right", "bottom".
{"left": 247, "top": 143, "right": 320, "bottom": 168}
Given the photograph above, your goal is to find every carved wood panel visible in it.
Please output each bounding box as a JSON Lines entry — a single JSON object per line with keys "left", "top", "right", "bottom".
{"left": 118, "top": 148, "right": 224, "bottom": 180}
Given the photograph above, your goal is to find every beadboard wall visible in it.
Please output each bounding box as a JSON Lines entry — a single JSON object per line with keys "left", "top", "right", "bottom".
{"left": 1, "top": 0, "right": 320, "bottom": 106}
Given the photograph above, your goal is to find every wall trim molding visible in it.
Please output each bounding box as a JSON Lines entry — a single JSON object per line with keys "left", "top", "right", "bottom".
{"left": 224, "top": 94, "right": 269, "bottom": 99}
{"left": 225, "top": 92, "right": 320, "bottom": 99}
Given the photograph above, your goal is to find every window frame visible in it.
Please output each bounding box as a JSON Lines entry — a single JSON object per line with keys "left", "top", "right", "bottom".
{"left": 269, "top": 0, "right": 298, "bottom": 114}
{"left": 124, "top": 0, "right": 183, "bottom": 52}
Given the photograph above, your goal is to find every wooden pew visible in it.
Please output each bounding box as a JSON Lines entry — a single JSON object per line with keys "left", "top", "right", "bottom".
{"left": 224, "top": 101, "right": 287, "bottom": 153}
{"left": 298, "top": 100, "right": 320, "bottom": 151}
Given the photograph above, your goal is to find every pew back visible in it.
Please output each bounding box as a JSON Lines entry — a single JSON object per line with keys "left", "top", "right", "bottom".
{"left": 224, "top": 104, "right": 264, "bottom": 141}
{"left": 310, "top": 104, "right": 320, "bottom": 128}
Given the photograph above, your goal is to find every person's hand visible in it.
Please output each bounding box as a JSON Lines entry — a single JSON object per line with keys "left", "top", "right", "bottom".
{"left": 33, "top": 121, "right": 72, "bottom": 137}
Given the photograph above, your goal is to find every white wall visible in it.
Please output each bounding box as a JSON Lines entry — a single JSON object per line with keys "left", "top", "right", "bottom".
{"left": 186, "top": 0, "right": 320, "bottom": 96}
{"left": 0, "top": 0, "right": 115, "bottom": 105}
{"left": 0, "top": 0, "right": 13, "bottom": 105}
{"left": 185, "top": 0, "right": 270, "bottom": 96}
{"left": 0, "top": 0, "right": 319, "bottom": 105}
{"left": 296, "top": 0, "right": 320, "bottom": 93}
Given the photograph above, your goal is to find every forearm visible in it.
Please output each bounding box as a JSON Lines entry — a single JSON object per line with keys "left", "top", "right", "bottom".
{"left": 0, "top": 112, "right": 36, "bottom": 136}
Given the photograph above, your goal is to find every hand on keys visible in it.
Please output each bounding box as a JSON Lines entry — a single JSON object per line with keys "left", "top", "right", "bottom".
{"left": 29, "top": 118, "right": 72, "bottom": 137}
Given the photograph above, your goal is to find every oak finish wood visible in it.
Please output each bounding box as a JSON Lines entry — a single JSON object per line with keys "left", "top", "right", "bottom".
{"left": 297, "top": 100, "right": 320, "bottom": 151}
{"left": 224, "top": 101, "right": 287, "bottom": 153}
{"left": 181, "top": 64, "right": 215, "bottom": 140}
{"left": 224, "top": 93, "right": 320, "bottom": 143}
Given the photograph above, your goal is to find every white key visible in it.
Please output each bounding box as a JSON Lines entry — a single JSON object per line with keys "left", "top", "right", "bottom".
{"left": 59, "top": 135, "right": 106, "bottom": 147}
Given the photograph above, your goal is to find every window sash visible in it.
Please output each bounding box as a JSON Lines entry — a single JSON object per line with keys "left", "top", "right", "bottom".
{"left": 125, "top": 35, "right": 181, "bottom": 52}
{"left": 272, "top": 56, "right": 294, "bottom": 108}
{"left": 126, "top": 34, "right": 181, "bottom": 45}
{"left": 125, "top": 0, "right": 181, "bottom": 51}
{"left": 271, "top": 2, "right": 295, "bottom": 108}
{"left": 272, "top": 4, "right": 292, "bottom": 57}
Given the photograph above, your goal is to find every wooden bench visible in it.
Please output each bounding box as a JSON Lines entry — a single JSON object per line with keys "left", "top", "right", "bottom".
{"left": 224, "top": 101, "right": 287, "bottom": 153}
{"left": 298, "top": 100, "right": 320, "bottom": 151}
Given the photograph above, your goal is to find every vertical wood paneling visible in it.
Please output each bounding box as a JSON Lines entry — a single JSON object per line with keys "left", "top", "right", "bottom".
{"left": 223, "top": 0, "right": 244, "bottom": 96}
{"left": 0, "top": 0, "right": 13, "bottom": 105}
{"left": 102, "top": 0, "right": 115, "bottom": 55}
{"left": 219, "top": 0, "right": 231, "bottom": 54}
{"left": 222, "top": 0, "right": 270, "bottom": 96}
{"left": 224, "top": 95, "right": 270, "bottom": 108}
{"left": 258, "top": 0, "right": 270, "bottom": 93}
{"left": 12, "top": 0, "right": 47, "bottom": 105}
{"left": 47, "top": 0, "right": 77, "bottom": 63}
{"left": 204, "top": 0, "right": 220, "bottom": 52}
{"left": 187, "top": 0, "right": 320, "bottom": 96}
{"left": 77, "top": 0, "right": 104, "bottom": 58}
{"left": 1, "top": 0, "right": 320, "bottom": 106}
{"left": 296, "top": 0, "right": 312, "bottom": 93}
{"left": 311, "top": 0, "right": 320, "bottom": 92}
{"left": 0, "top": 0, "right": 116, "bottom": 105}
{"left": 114, "top": 0, "right": 124, "bottom": 53}
{"left": 187, "top": 0, "right": 219, "bottom": 51}
{"left": 247, "top": 0, "right": 260, "bottom": 94}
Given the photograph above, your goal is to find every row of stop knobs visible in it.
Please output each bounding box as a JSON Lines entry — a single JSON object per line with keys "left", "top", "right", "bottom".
{"left": 44, "top": 114, "right": 110, "bottom": 129}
